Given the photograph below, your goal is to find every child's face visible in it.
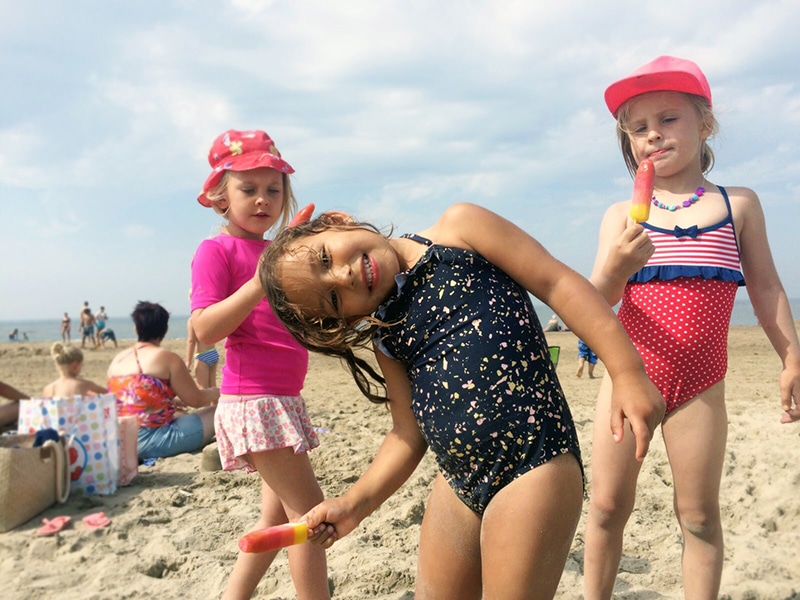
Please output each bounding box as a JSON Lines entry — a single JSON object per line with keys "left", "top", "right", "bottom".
{"left": 219, "top": 168, "right": 285, "bottom": 239}
{"left": 625, "top": 91, "right": 709, "bottom": 177}
{"left": 279, "top": 227, "right": 401, "bottom": 319}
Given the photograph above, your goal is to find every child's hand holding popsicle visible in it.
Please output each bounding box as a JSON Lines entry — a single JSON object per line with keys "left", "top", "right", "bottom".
{"left": 238, "top": 520, "right": 338, "bottom": 553}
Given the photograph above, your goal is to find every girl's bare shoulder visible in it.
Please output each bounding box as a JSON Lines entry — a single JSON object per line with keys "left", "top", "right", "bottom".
{"left": 721, "top": 185, "right": 760, "bottom": 207}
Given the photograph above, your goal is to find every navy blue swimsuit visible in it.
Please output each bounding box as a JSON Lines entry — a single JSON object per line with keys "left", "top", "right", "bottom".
{"left": 373, "top": 235, "right": 582, "bottom": 513}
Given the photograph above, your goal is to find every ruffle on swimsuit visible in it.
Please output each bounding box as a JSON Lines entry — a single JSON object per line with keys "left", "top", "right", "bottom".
{"left": 630, "top": 263, "right": 744, "bottom": 285}
{"left": 628, "top": 186, "right": 745, "bottom": 287}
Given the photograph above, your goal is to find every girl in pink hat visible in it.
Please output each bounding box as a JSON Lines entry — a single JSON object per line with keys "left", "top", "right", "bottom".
{"left": 585, "top": 56, "right": 800, "bottom": 598}
{"left": 190, "top": 129, "right": 330, "bottom": 600}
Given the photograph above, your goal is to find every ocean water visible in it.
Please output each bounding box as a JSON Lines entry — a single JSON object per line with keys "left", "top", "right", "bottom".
{"left": 3, "top": 297, "right": 799, "bottom": 345}
{"left": 2, "top": 315, "right": 191, "bottom": 344}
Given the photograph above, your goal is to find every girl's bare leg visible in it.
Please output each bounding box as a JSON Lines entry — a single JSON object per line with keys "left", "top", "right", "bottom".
{"left": 416, "top": 454, "right": 582, "bottom": 600}
{"left": 222, "top": 480, "right": 286, "bottom": 600}
{"left": 584, "top": 374, "right": 646, "bottom": 600}
{"left": 481, "top": 452, "right": 583, "bottom": 600}
{"left": 250, "top": 448, "right": 330, "bottom": 600}
{"left": 416, "top": 473, "right": 482, "bottom": 600}
{"left": 222, "top": 448, "right": 329, "bottom": 600}
{"left": 194, "top": 360, "right": 212, "bottom": 388}
{"left": 662, "top": 381, "right": 727, "bottom": 599}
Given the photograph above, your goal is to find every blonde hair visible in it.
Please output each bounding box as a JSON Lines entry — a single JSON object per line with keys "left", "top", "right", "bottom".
{"left": 205, "top": 171, "right": 297, "bottom": 231}
{"left": 615, "top": 93, "right": 718, "bottom": 178}
{"left": 51, "top": 342, "right": 83, "bottom": 375}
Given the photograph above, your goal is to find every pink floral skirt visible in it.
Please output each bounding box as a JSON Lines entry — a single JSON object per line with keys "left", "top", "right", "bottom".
{"left": 214, "top": 394, "right": 320, "bottom": 473}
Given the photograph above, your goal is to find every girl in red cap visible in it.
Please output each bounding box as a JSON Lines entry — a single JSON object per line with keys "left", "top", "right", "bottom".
{"left": 585, "top": 56, "right": 800, "bottom": 598}
{"left": 190, "top": 130, "right": 330, "bottom": 599}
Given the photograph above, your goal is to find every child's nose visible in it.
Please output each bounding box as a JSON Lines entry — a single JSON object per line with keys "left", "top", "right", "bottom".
{"left": 332, "top": 263, "right": 353, "bottom": 287}
{"left": 647, "top": 127, "right": 662, "bottom": 142}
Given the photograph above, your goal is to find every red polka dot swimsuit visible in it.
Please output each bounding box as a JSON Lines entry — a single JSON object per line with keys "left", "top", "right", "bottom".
{"left": 618, "top": 186, "right": 745, "bottom": 413}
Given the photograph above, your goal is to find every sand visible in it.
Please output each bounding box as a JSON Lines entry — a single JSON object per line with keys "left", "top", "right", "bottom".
{"left": 0, "top": 327, "right": 798, "bottom": 599}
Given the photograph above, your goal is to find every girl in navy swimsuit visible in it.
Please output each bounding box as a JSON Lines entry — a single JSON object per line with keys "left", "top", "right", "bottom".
{"left": 585, "top": 56, "right": 800, "bottom": 599}
{"left": 259, "top": 203, "right": 664, "bottom": 599}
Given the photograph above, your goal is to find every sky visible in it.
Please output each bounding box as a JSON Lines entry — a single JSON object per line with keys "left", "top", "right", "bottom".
{"left": 2, "top": 0, "right": 800, "bottom": 321}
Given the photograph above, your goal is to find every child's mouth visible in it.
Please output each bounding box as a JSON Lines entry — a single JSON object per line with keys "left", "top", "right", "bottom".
{"left": 363, "top": 254, "right": 374, "bottom": 291}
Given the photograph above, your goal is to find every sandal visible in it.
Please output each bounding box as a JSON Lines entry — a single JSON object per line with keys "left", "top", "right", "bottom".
{"left": 36, "top": 515, "right": 72, "bottom": 537}
{"left": 82, "top": 511, "right": 111, "bottom": 530}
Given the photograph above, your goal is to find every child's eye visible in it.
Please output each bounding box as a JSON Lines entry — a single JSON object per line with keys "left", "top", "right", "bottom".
{"left": 268, "top": 187, "right": 281, "bottom": 195}
{"left": 330, "top": 290, "right": 339, "bottom": 311}
{"left": 320, "top": 247, "right": 331, "bottom": 268}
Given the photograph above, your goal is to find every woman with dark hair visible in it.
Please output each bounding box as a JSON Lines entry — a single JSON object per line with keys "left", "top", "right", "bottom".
{"left": 107, "top": 301, "right": 218, "bottom": 459}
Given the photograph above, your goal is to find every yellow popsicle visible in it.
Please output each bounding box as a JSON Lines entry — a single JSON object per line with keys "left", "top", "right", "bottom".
{"left": 630, "top": 158, "right": 655, "bottom": 223}
{"left": 238, "top": 522, "right": 309, "bottom": 553}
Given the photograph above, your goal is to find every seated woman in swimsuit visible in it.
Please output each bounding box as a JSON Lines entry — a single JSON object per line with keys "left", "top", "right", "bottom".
{"left": 107, "top": 301, "right": 219, "bottom": 459}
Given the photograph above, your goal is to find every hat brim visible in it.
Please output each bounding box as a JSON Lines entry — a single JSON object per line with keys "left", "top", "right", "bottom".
{"left": 197, "top": 152, "right": 295, "bottom": 207}
{"left": 604, "top": 71, "right": 711, "bottom": 118}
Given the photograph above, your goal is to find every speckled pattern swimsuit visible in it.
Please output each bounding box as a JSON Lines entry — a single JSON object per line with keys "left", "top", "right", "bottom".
{"left": 373, "top": 234, "right": 582, "bottom": 514}
{"left": 619, "top": 186, "right": 745, "bottom": 413}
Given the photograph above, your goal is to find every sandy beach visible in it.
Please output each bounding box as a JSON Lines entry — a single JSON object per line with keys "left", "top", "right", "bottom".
{"left": 0, "top": 327, "right": 798, "bottom": 599}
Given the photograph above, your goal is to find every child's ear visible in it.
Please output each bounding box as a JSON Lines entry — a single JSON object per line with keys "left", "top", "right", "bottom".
{"left": 321, "top": 211, "right": 354, "bottom": 225}
{"left": 211, "top": 197, "right": 230, "bottom": 215}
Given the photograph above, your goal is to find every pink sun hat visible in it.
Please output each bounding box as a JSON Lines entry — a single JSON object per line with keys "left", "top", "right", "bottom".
{"left": 197, "top": 129, "right": 295, "bottom": 207}
{"left": 604, "top": 55, "right": 712, "bottom": 118}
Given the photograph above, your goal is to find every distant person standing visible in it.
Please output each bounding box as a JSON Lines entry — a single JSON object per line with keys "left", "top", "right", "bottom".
{"left": 80, "top": 301, "right": 97, "bottom": 348}
{"left": 576, "top": 339, "right": 598, "bottom": 378}
{"left": 95, "top": 306, "right": 109, "bottom": 347}
{"left": 61, "top": 312, "right": 71, "bottom": 343}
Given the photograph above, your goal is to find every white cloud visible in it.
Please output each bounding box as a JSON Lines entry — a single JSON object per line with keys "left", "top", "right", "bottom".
{"left": 2, "top": 0, "right": 800, "bottom": 321}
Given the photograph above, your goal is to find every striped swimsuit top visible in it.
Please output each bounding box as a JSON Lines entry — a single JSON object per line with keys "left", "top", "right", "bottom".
{"left": 629, "top": 185, "right": 745, "bottom": 286}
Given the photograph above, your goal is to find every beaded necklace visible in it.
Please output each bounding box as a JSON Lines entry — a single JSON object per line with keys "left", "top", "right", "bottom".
{"left": 652, "top": 187, "right": 705, "bottom": 211}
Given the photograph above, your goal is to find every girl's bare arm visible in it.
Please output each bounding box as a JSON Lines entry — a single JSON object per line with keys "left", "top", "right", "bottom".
{"left": 433, "top": 203, "right": 664, "bottom": 459}
{"left": 734, "top": 187, "right": 800, "bottom": 422}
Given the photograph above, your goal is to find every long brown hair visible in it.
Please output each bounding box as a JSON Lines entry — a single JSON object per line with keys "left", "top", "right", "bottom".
{"left": 260, "top": 214, "right": 391, "bottom": 403}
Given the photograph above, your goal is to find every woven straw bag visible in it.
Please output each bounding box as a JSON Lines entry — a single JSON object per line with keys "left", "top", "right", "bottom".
{"left": 0, "top": 434, "right": 70, "bottom": 532}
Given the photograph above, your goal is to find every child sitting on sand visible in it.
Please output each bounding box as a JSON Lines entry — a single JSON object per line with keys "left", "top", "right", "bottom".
{"left": 43, "top": 343, "right": 107, "bottom": 398}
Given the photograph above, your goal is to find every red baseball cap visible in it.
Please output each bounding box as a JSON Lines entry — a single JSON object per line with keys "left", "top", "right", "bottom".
{"left": 198, "top": 129, "right": 294, "bottom": 207}
{"left": 604, "top": 56, "right": 712, "bottom": 118}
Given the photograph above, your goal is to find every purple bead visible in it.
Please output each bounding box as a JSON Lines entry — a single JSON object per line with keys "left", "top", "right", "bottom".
{"left": 683, "top": 200, "right": 692, "bottom": 207}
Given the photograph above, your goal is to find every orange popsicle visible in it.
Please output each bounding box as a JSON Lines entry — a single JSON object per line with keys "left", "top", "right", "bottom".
{"left": 629, "top": 158, "right": 655, "bottom": 223}
{"left": 238, "top": 522, "right": 309, "bottom": 553}
{"left": 288, "top": 203, "right": 315, "bottom": 227}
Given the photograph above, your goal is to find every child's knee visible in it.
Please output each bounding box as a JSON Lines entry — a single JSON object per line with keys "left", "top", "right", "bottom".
{"left": 589, "top": 493, "right": 635, "bottom": 529}
{"left": 676, "top": 503, "right": 721, "bottom": 541}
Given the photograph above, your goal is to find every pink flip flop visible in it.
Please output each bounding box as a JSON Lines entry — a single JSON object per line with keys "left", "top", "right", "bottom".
{"left": 82, "top": 511, "right": 111, "bottom": 530}
{"left": 36, "top": 516, "right": 72, "bottom": 537}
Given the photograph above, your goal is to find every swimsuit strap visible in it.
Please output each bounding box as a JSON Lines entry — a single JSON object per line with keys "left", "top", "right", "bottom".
{"left": 401, "top": 233, "right": 433, "bottom": 246}
{"left": 133, "top": 345, "right": 144, "bottom": 375}
{"left": 718, "top": 185, "right": 730, "bottom": 212}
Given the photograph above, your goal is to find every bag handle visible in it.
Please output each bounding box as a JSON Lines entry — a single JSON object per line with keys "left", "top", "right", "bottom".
{"left": 43, "top": 439, "right": 71, "bottom": 503}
